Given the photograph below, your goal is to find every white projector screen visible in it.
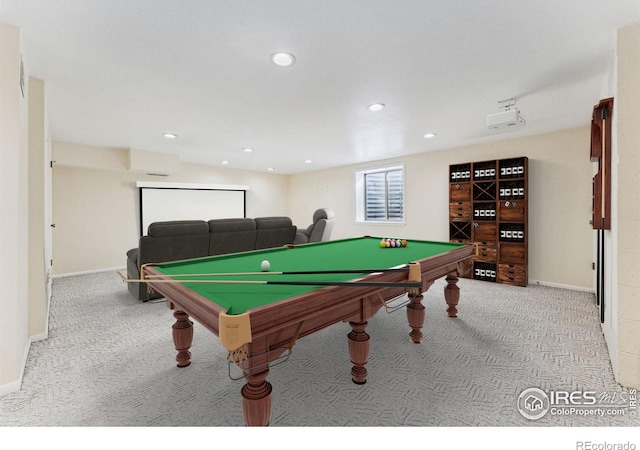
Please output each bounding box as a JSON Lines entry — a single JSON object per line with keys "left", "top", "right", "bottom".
{"left": 138, "top": 183, "right": 247, "bottom": 235}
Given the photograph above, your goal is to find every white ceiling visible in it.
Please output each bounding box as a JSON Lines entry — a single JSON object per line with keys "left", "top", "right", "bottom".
{"left": 2, "top": 1, "right": 640, "bottom": 174}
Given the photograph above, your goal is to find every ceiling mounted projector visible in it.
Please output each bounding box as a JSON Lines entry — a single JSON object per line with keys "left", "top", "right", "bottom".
{"left": 487, "top": 99, "right": 526, "bottom": 130}
{"left": 487, "top": 109, "right": 526, "bottom": 130}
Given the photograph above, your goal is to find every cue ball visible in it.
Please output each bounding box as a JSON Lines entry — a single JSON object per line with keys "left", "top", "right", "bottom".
{"left": 261, "top": 260, "right": 270, "bottom": 271}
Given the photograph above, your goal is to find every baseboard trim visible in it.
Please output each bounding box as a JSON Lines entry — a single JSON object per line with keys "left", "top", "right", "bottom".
{"left": 0, "top": 339, "right": 31, "bottom": 397}
{"left": 53, "top": 266, "right": 126, "bottom": 279}
{"left": 528, "top": 279, "right": 595, "bottom": 293}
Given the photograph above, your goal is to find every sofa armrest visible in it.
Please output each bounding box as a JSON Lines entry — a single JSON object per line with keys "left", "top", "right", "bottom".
{"left": 125, "top": 249, "right": 148, "bottom": 300}
{"left": 294, "top": 231, "right": 310, "bottom": 244}
{"left": 294, "top": 223, "right": 314, "bottom": 244}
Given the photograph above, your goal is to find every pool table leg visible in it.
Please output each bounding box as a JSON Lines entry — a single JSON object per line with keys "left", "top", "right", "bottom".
{"left": 348, "top": 321, "right": 370, "bottom": 384}
{"left": 239, "top": 337, "right": 273, "bottom": 426}
{"left": 172, "top": 310, "right": 193, "bottom": 367}
{"left": 406, "top": 292, "right": 425, "bottom": 344}
{"left": 241, "top": 368, "right": 273, "bottom": 426}
{"left": 444, "top": 273, "right": 461, "bottom": 318}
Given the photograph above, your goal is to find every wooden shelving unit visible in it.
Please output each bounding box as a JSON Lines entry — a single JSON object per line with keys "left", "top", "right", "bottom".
{"left": 449, "top": 156, "right": 528, "bottom": 286}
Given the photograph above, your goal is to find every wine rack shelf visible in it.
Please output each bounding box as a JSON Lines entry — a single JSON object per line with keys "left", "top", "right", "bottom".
{"left": 449, "top": 156, "right": 528, "bottom": 286}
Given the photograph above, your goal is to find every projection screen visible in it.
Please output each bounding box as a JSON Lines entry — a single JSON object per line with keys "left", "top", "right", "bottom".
{"left": 137, "top": 182, "right": 248, "bottom": 235}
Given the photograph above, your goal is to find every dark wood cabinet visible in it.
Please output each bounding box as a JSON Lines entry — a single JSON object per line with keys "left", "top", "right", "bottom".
{"left": 449, "top": 157, "right": 528, "bottom": 286}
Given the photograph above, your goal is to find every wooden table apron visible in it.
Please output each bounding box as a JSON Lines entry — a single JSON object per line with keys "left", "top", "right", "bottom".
{"left": 143, "top": 239, "right": 474, "bottom": 426}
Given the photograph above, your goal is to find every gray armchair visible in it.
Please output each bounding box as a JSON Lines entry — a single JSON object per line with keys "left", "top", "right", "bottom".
{"left": 294, "top": 208, "right": 335, "bottom": 244}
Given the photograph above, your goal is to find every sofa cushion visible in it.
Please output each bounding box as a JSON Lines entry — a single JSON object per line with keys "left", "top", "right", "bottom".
{"left": 139, "top": 220, "right": 210, "bottom": 265}
{"left": 208, "top": 218, "right": 258, "bottom": 255}
{"left": 147, "top": 220, "right": 209, "bottom": 237}
{"left": 254, "top": 216, "right": 297, "bottom": 249}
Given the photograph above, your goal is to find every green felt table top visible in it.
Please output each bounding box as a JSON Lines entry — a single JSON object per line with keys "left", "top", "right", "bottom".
{"left": 151, "top": 236, "right": 466, "bottom": 314}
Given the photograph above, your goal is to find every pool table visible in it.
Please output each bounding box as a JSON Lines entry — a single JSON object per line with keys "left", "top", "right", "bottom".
{"left": 142, "top": 236, "right": 474, "bottom": 426}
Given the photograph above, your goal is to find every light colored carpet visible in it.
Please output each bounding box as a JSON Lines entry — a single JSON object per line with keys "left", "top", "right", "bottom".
{"left": 0, "top": 271, "right": 637, "bottom": 428}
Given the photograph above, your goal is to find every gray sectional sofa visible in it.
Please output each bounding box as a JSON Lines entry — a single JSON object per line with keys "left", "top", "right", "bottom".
{"left": 126, "top": 216, "right": 297, "bottom": 301}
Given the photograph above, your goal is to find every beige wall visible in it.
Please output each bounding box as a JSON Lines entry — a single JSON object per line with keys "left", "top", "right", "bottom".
{"left": 28, "top": 77, "right": 48, "bottom": 339}
{"left": 289, "top": 126, "right": 594, "bottom": 290}
{"left": 51, "top": 143, "right": 290, "bottom": 275}
{"left": 0, "top": 22, "right": 30, "bottom": 391}
{"left": 615, "top": 22, "right": 640, "bottom": 389}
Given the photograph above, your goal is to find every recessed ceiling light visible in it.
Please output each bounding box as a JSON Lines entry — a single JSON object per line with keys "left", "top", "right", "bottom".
{"left": 271, "top": 52, "right": 296, "bottom": 67}
{"left": 367, "top": 103, "right": 385, "bottom": 112}
{"left": 304, "top": 159, "right": 313, "bottom": 164}
{"left": 267, "top": 167, "right": 275, "bottom": 171}
{"left": 221, "top": 160, "right": 229, "bottom": 165}
{"left": 163, "top": 132, "right": 177, "bottom": 139}
{"left": 243, "top": 148, "right": 253, "bottom": 153}
{"left": 423, "top": 132, "right": 437, "bottom": 139}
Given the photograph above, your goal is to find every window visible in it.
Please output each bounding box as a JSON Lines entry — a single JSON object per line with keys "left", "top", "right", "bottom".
{"left": 355, "top": 164, "right": 405, "bottom": 223}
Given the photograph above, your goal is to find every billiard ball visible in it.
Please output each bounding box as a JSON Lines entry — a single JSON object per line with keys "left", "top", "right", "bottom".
{"left": 261, "top": 260, "right": 270, "bottom": 271}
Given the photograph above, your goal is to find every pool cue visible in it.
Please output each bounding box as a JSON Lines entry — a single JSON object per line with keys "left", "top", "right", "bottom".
{"left": 126, "top": 277, "right": 422, "bottom": 289}
{"left": 141, "top": 267, "right": 411, "bottom": 279}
